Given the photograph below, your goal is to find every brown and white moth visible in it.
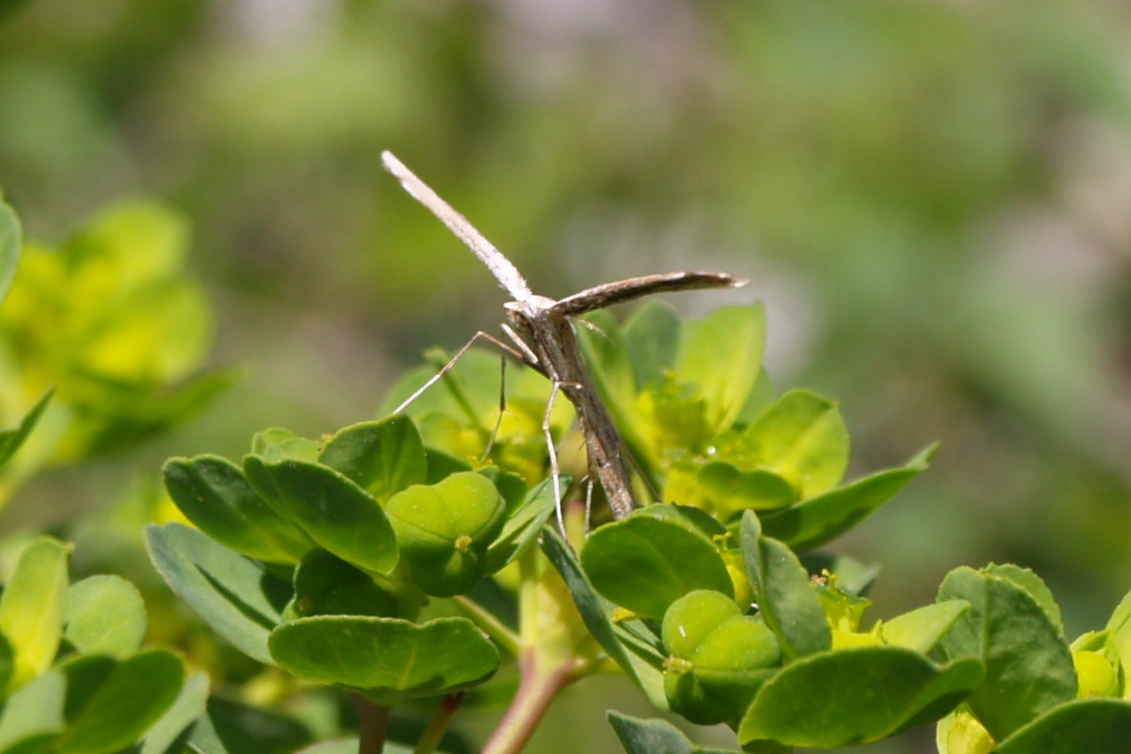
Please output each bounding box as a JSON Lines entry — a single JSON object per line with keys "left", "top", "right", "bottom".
{"left": 382, "top": 151, "right": 747, "bottom": 522}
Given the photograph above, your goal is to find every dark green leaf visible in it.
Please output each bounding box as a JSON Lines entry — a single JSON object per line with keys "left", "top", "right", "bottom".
{"left": 164, "top": 455, "right": 313, "bottom": 564}
{"left": 607, "top": 712, "right": 695, "bottom": 754}
{"left": 140, "top": 672, "right": 209, "bottom": 754}
{"left": 144, "top": 523, "right": 290, "bottom": 665}
{"left": 759, "top": 444, "right": 935, "bottom": 552}
{"left": 289, "top": 549, "right": 403, "bottom": 619}
{"left": 738, "top": 647, "right": 983, "bottom": 747}
{"left": 268, "top": 616, "right": 499, "bottom": 705}
{"left": 984, "top": 563, "right": 1064, "bottom": 635}
{"left": 243, "top": 457, "right": 398, "bottom": 574}
{"left": 541, "top": 527, "right": 668, "bottom": 710}
{"left": 484, "top": 477, "right": 559, "bottom": 573}
{"left": 994, "top": 698, "right": 1131, "bottom": 754}
{"left": 936, "top": 566, "right": 1076, "bottom": 740}
{"left": 741, "top": 512, "right": 830, "bottom": 660}
{"left": 317, "top": 416, "right": 428, "bottom": 503}
{"left": 64, "top": 575, "right": 146, "bottom": 659}
{"left": 582, "top": 513, "right": 733, "bottom": 619}
{"left": 57, "top": 650, "right": 184, "bottom": 754}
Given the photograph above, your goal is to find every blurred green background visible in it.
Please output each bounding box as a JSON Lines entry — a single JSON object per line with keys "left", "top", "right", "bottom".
{"left": 2, "top": 1, "right": 1130, "bottom": 752}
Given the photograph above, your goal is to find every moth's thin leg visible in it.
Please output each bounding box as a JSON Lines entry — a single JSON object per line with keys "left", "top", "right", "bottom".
{"left": 479, "top": 355, "right": 508, "bottom": 465}
{"left": 501, "top": 322, "right": 540, "bottom": 368}
{"left": 543, "top": 380, "right": 567, "bottom": 537}
{"left": 392, "top": 331, "right": 526, "bottom": 416}
{"left": 626, "top": 450, "right": 661, "bottom": 504}
{"left": 584, "top": 476, "right": 594, "bottom": 534}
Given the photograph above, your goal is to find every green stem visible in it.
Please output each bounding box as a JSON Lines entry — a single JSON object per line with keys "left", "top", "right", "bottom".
{"left": 480, "top": 650, "right": 580, "bottom": 754}
{"left": 413, "top": 691, "right": 467, "bottom": 754}
{"left": 452, "top": 594, "right": 522, "bottom": 656}
{"left": 353, "top": 694, "right": 392, "bottom": 754}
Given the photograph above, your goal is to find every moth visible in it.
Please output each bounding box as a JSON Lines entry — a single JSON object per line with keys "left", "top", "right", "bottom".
{"left": 382, "top": 151, "right": 747, "bottom": 522}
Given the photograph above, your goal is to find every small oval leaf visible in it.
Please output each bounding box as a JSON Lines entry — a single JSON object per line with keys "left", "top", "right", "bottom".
{"left": 268, "top": 616, "right": 499, "bottom": 705}
{"left": 582, "top": 514, "right": 733, "bottom": 619}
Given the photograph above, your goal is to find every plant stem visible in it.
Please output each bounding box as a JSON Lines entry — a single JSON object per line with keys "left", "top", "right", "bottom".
{"left": 354, "top": 693, "right": 392, "bottom": 754}
{"left": 481, "top": 650, "right": 581, "bottom": 754}
{"left": 413, "top": 691, "right": 467, "bottom": 754}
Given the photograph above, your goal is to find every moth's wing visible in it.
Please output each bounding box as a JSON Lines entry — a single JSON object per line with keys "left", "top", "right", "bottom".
{"left": 382, "top": 151, "right": 534, "bottom": 302}
{"left": 550, "top": 271, "right": 747, "bottom": 317}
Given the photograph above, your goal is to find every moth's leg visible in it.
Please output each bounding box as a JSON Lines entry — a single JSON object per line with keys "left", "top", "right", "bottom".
{"left": 543, "top": 380, "right": 567, "bottom": 537}
{"left": 501, "top": 322, "right": 540, "bottom": 367}
{"left": 478, "top": 356, "right": 507, "bottom": 464}
{"left": 583, "top": 475, "right": 594, "bottom": 534}
{"left": 391, "top": 331, "right": 526, "bottom": 415}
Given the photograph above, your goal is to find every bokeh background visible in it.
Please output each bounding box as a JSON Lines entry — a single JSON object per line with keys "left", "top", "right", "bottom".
{"left": 2, "top": 1, "right": 1131, "bottom": 752}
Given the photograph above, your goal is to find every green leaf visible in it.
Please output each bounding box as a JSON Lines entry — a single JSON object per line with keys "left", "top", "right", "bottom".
{"left": 56, "top": 649, "right": 184, "bottom": 754}
{"left": 289, "top": 548, "right": 404, "bottom": 619}
{"left": 740, "top": 389, "right": 849, "bottom": 498}
{"left": 317, "top": 416, "right": 428, "bottom": 503}
{"left": 268, "top": 616, "right": 499, "bottom": 705}
{"left": 984, "top": 563, "right": 1064, "bottom": 635}
{"left": 139, "top": 672, "right": 210, "bottom": 754}
{"left": 0, "top": 537, "right": 70, "bottom": 693}
{"left": 698, "top": 462, "right": 796, "bottom": 517}
{"left": 164, "top": 455, "right": 313, "bottom": 564}
{"left": 881, "top": 600, "right": 970, "bottom": 654}
{"left": 184, "top": 704, "right": 274, "bottom": 754}
{"left": 0, "top": 669, "right": 65, "bottom": 750}
{"left": 540, "top": 526, "right": 668, "bottom": 710}
{"left": 623, "top": 302, "right": 682, "bottom": 389}
{"left": 144, "top": 523, "right": 290, "bottom": 665}
{"left": 243, "top": 457, "right": 398, "bottom": 574}
{"left": 250, "top": 429, "right": 320, "bottom": 463}
{"left": 608, "top": 711, "right": 738, "bottom": 754}
{"left": 738, "top": 647, "right": 983, "bottom": 747}
{"left": 63, "top": 575, "right": 146, "bottom": 659}
{"left": 0, "top": 390, "right": 52, "bottom": 470}
{"left": 994, "top": 698, "right": 1131, "bottom": 754}
{"left": 759, "top": 444, "right": 936, "bottom": 552}
{"left": 0, "top": 196, "right": 21, "bottom": 306}
{"left": 936, "top": 566, "right": 1077, "bottom": 740}
{"left": 675, "top": 305, "right": 766, "bottom": 431}
{"left": 385, "top": 471, "right": 506, "bottom": 597}
{"left": 581, "top": 512, "right": 733, "bottom": 619}
{"left": 741, "top": 512, "right": 830, "bottom": 660}
{"left": 484, "top": 476, "right": 559, "bottom": 573}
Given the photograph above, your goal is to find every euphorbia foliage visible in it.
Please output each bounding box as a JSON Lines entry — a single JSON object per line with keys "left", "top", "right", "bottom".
{"left": 144, "top": 292, "right": 1131, "bottom": 753}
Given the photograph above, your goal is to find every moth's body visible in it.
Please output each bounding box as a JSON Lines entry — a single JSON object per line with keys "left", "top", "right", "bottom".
{"left": 382, "top": 151, "right": 746, "bottom": 522}
{"left": 505, "top": 300, "right": 636, "bottom": 519}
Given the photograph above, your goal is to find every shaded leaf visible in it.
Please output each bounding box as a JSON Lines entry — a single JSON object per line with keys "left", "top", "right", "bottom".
{"left": 582, "top": 513, "right": 732, "bottom": 619}
{"left": 144, "top": 523, "right": 289, "bottom": 665}
{"left": 994, "top": 698, "right": 1131, "bottom": 754}
{"left": 0, "top": 390, "right": 52, "bottom": 470}
{"left": 139, "top": 672, "right": 210, "bottom": 754}
{"left": 741, "top": 512, "right": 830, "bottom": 660}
